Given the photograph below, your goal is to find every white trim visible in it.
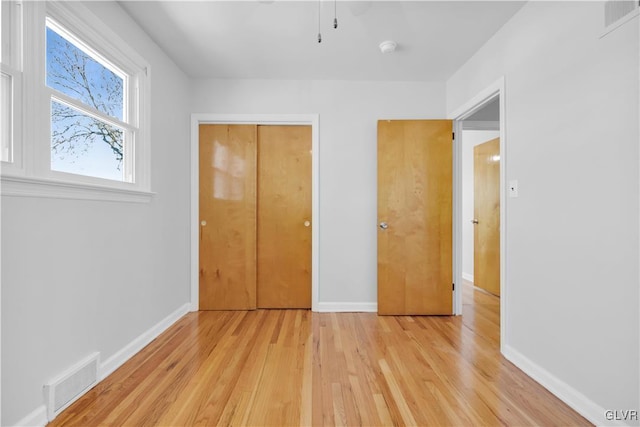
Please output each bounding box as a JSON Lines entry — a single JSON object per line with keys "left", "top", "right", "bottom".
{"left": 448, "top": 76, "right": 506, "bottom": 354}
{"left": 449, "top": 78, "right": 505, "bottom": 120}
{"left": 190, "top": 114, "right": 320, "bottom": 312}
{"left": 461, "top": 272, "right": 474, "bottom": 283}
{"left": 11, "top": 405, "right": 47, "bottom": 427}
{"left": 0, "top": 0, "right": 24, "bottom": 175}
{"left": 49, "top": 90, "right": 135, "bottom": 134}
{"left": 1, "top": 65, "right": 23, "bottom": 173}
{"left": 0, "top": 174, "right": 155, "bottom": 203}
{"left": 452, "top": 120, "right": 462, "bottom": 315}
{"left": 316, "top": 302, "right": 377, "bottom": 313}
{"left": 503, "top": 345, "right": 622, "bottom": 427}
{"left": 1, "top": 0, "right": 23, "bottom": 71}
{"left": 11, "top": 303, "right": 189, "bottom": 426}
{"left": 99, "top": 303, "right": 190, "bottom": 380}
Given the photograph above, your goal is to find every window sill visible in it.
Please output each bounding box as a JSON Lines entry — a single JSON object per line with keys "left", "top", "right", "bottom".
{"left": 1, "top": 174, "right": 155, "bottom": 203}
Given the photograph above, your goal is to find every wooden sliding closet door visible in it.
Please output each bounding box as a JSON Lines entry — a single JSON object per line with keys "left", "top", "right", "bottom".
{"left": 257, "top": 125, "right": 312, "bottom": 309}
{"left": 199, "top": 124, "right": 257, "bottom": 310}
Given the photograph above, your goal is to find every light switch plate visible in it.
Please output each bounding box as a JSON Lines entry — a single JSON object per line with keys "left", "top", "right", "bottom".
{"left": 509, "top": 180, "right": 519, "bottom": 198}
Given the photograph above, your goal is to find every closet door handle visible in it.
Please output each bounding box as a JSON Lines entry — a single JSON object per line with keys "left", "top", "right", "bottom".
{"left": 200, "top": 220, "right": 206, "bottom": 240}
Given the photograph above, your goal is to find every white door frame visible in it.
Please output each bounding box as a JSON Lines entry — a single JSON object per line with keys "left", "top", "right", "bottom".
{"left": 449, "top": 77, "right": 507, "bottom": 353}
{"left": 190, "top": 114, "right": 320, "bottom": 312}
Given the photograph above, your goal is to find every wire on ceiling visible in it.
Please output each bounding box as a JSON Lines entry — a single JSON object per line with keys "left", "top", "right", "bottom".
{"left": 317, "top": 0, "right": 322, "bottom": 43}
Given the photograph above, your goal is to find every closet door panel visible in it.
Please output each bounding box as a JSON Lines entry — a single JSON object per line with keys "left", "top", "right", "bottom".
{"left": 199, "top": 124, "right": 257, "bottom": 310}
{"left": 257, "top": 125, "right": 312, "bottom": 309}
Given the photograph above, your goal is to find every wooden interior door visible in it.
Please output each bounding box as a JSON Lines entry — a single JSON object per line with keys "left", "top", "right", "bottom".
{"left": 377, "top": 120, "right": 453, "bottom": 315}
{"left": 257, "top": 125, "right": 312, "bottom": 308}
{"left": 199, "top": 124, "right": 257, "bottom": 310}
{"left": 473, "top": 138, "right": 500, "bottom": 296}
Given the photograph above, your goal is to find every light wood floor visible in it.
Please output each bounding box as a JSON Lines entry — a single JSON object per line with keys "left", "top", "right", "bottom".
{"left": 50, "top": 284, "right": 590, "bottom": 426}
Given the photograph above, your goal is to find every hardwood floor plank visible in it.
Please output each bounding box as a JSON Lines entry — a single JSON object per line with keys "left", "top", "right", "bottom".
{"left": 378, "top": 358, "right": 418, "bottom": 426}
{"left": 372, "top": 393, "right": 394, "bottom": 426}
{"left": 50, "top": 286, "right": 590, "bottom": 427}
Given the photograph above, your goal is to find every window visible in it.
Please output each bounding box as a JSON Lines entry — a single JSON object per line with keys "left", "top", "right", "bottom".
{"left": 1, "top": 1, "right": 151, "bottom": 201}
{"left": 46, "top": 19, "right": 130, "bottom": 182}
{"left": 1, "top": 0, "right": 22, "bottom": 168}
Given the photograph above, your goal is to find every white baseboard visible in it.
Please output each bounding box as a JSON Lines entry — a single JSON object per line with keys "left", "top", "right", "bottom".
{"left": 100, "top": 303, "right": 190, "bottom": 380}
{"left": 503, "top": 345, "right": 628, "bottom": 427}
{"left": 13, "top": 405, "right": 47, "bottom": 427}
{"left": 316, "top": 302, "right": 377, "bottom": 312}
{"left": 12, "top": 304, "right": 190, "bottom": 427}
{"left": 462, "top": 272, "right": 474, "bottom": 283}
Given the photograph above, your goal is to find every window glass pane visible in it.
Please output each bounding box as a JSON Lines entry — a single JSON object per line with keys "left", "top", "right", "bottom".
{"left": 46, "top": 25, "right": 124, "bottom": 121}
{"left": 51, "top": 100, "right": 125, "bottom": 181}
{"left": 1, "top": 72, "right": 12, "bottom": 162}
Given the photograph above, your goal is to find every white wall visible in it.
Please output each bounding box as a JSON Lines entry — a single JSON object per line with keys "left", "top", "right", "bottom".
{"left": 1, "top": 2, "right": 191, "bottom": 425}
{"left": 461, "top": 130, "right": 500, "bottom": 282}
{"left": 5, "top": 1, "right": 636, "bottom": 424}
{"left": 192, "top": 79, "right": 446, "bottom": 306}
{"left": 448, "top": 2, "right": 639, "bottom": 424}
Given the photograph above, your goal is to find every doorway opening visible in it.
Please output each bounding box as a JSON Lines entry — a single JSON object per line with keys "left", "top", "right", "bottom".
{"left": 461, "top": 99, "right": 500, "bottom": 347}
{"left": 450, "top": 78, "right": 506, "bottom": 352}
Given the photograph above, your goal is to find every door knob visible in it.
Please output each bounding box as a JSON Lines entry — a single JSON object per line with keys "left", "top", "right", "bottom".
{"left": 379, "top": 222, "right": 388, "bottom": 230}
{"left": 304, "top": 220, "right": 311, "bottom": 227}
{"left": 471, "top": 219, "right": 479, "bottom": 224}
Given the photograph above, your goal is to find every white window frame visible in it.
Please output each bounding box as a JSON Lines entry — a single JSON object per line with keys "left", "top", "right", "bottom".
{"left": 1, "top": 65, "right": 23, "bottom": 172}
{"left": 1, "top": 1, "right": 153, "bottom": 202}
{"left": 1, "top": 0, "right": 23, "bottom": 174}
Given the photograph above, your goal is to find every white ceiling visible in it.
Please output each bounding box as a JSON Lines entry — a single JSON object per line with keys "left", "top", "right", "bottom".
{"left": 119, "top": 1, "right": 525, "bottom": 81}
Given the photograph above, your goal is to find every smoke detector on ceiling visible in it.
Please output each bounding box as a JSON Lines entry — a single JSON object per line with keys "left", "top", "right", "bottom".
{"left": 379, "top": 40, "right": 397, "bottom": 54}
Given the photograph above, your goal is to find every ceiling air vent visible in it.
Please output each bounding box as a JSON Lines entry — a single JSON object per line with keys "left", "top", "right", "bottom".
{"left": 602, "top": 0, "right": 639, "bottom": 37}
